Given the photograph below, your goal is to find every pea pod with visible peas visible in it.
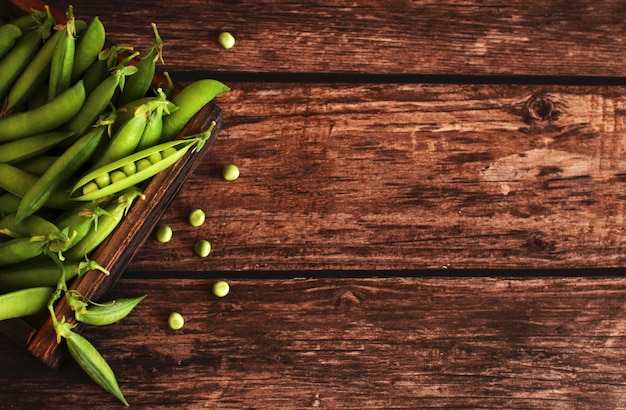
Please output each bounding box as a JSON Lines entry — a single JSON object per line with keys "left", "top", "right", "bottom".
{"left": 0, "top": 80, "right": 86, "bottom": 142}
{"left": 0, "top": 286, "right": 53, "bottom": 321}
{"left": 15, "top": 126, "right": 105, "bottom": 223}
{"left": 71, "top": 121, "right": 216, "bottom": 201}
{"left": 161, "top": 79, "right": 229, "bottom": 141}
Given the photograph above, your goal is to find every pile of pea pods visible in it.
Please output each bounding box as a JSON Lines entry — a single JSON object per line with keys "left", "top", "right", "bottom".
{"left": 0, "top": 5, "right": 229, "bottom": 405}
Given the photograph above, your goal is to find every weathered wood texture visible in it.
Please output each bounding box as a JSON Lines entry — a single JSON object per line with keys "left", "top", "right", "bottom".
{"left": 41, "top": 0, "right": 626, "bottom": 77}
{"left": 3, "top": 277, "right": 626, "bottom": 408}
{"left": 128, "top": 82, "right": 626, "bottom": 272}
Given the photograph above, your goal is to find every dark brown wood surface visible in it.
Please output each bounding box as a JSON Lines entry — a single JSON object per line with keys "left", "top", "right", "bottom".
{"left": 2, "top": 0, "right": 626, "bottom": 408}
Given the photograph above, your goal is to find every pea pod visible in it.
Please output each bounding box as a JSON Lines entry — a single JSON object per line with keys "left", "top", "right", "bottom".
{"left": 0, "top": 80, "right": 85, "bottom": 143}
{"left": 0, "top": 213, "right": 61, "bottom": 238}
{"left": 0, "top": 131, "right": 73, "bottom": 164}
{"left": 0, "top": 164, "right": 72, "bottom": 210}
{"left": 64, "top": 331, "right": 129, "bottom": 406}
{"left": 0, "top": 259, "right": 108, "bottom": 294}
{"left": 0, "top": 286, "right": 53, "bottom": 321}
{"left": 81, "top": 45, "right": 133, "bottom": 95}
{"left": 64, "top": 188, "right": 144, "bottom": 261}
{"left": 71, "top": 122, "right": 215, "bottom": 201}
{"left": 0, "top": 24, "right": 22, "bottom": 60}
{"left": 117, "top": 23, "right": 163, "bottom": 105}
{"left": 15, "top": 126, "right": 105, "bottom": 223}
{"left": 74, "top": 294, "right": 146, "bottom": 326}
{"left": 14, "top": 156, "right": 59, "bottom": 176}
{"left": 48, "top": 6, "right": 76, "bottom": 101}
{"left": 91, "top": 104, "right": 151, "bottom": 169}
{"left": 65, "top": 65, "right": 137, "bottom": 140}
{"left": 0, "top": 193, "right": 22, "bottom": 214}
{"left": 0, "top": 236, "right": 46, "bottom": 266}
{"left": 71, "top": 16, "right": 105, "bottom": 83}
{"left": 5, "top": 28, "right": 63, "bottom": 111}
{"left": 0, "top": 29, "right": 45, "bottom": 102}
{"left": 55, "top": 202, "right": 111, "bottom": 249}
{"left": 161, "top": 79, "right": 229, "bottom": 141}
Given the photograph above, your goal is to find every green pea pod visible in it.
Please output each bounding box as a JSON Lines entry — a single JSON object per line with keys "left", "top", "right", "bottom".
{"left": 15, "top": 126, "right": 105, "bottom": 223}
{"left": 92, "top": 107, "right": 149, "bottom": 169}
{"left": 117, "top": 23, "right": 163, "bottom": 105}
{"left": 0, "top": 24, "right": 22, "bottom": 60}
{"left": 0, "top": 131, "right": 73, "bottom": 164}
{"left": 136, "top": 104, "right": 164, "bottom": 151}
{"left": 0, "top": 193, "right": 21, "bottom": 214}
{"left": 14, "top": 156, "right": 59, "bottom": 176}
{"left": 81, "top": 45, "right": 133, "bottom": 95}
{"left": 64, "top": 188, "right": 144, "bottom": 261}
{"left": 65, "top": 65, "right": 138, "bottom": 140}
{"left": 6, "top": 27, "right": 61, "bottom": 111}
{"left": 0, "top": 164, "right": 73, "bottom": 210}
{"left": 0, "top": 213, "right": 61, "bottom": 238}
{"left": 0, "top": 286, "right": 53, "bottom": 321}
{"left": 71, "top": 122, "right": 215, "bottom": 201}
{"left": 0, "top": 237, "right": 46, "bottom": 266}
{"left": 0, "top": 29, "right": 45, "bottom": 102}
{"left": 48, "top": 7, "right": 76, "bottom": 101}
{"left": 161, "top": 79, "right": 230, "bottom": 141}
{"left": 0, "top": 80, "right": 85, "bottom": 143}
{"left": 75, "top": 294, "right": 146, "bottom": 326}
{"left": 71, "top": 16, "right": 106, "bottom": 83}
{"left": 65, "top": 331, "right": 129, "bottom": 406}
{"left": 55, "top": 202, "right": 111, "bottom": 249}
{"left": 0, "top": 260, "right": 107, "bottom": 293}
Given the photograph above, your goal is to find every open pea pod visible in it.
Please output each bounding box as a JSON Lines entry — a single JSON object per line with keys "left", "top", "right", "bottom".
{"left": 70, "top": 121, "right": 216, "bottom": 201}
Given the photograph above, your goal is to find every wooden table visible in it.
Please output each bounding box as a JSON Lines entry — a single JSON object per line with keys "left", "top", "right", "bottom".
{"left": 2, "top": 0, "right": 626, "bottom": 407}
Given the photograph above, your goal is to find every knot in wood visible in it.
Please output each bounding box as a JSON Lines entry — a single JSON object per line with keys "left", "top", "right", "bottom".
{"left": 522, "top": 232, "right": 556, "bottom": 253}
{"left": 524, "top": 93, "right": 558, "bottom": 123}
{"left": 334, "top": 289, "right": 361, "bottom": 310}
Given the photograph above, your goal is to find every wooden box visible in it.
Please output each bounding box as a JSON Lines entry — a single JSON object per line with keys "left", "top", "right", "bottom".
{"left": 0, "top": 0, "right": 223, "bottom": 369}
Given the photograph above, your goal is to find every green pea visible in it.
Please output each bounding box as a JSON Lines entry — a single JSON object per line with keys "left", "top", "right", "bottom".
{"left": 212, "top": 280, "right": 229, "bottom": 298}
{"left": 162, "top": 147, "right": 177, "bottom": 158}
{"left": 188, "top": 208, "right": 205, "bottom": 227}
{"left": 82, "top": 181, "right": 99, "bottom": 196}
{"left": 155, "top": 225, "right": 172, "bottom": 243}
{"left": 218, "top": 32, "right": 236, "bottom": 50}
{"left": 136, "top": 158, "right": 152, "bottom": 172}
{"left": 121, "top": 162, "right": 136, "bottom": 176}
{"left": 168, "top": 311, "right": 184, "bottom": 330}
{"left": 94, "top": 173, "right": 111, "bottom": 188}
{"left": 148, "top": 151, "right": 162, "bottom": 164}
{"left": 194, "top": 239, "right": 211, "bottom": 257}
{"left": 222, "top": 164, "right": 240, "bottom": 181}
{"left": 110, "top": 170, "right": 126, "bottom": 183}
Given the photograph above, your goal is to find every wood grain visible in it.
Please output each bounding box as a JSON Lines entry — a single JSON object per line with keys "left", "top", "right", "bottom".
{"left": 3, "top": 277, "right": 626, "bottom": 408}
{"left": 30, "top": 0, "right": 626, "bottom": 78}
{"left": 128, "top": 82, "right": 626, "bottom": 272}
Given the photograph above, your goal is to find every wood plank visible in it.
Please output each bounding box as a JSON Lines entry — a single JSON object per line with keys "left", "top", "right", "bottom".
{"left": 127, "top": 82, "right": 626, "bottom": 272}
{"left": 2, "top": 276, "right": 626, "bottom": 408}
{"left": 37, "top": 0, "right": 626, "bottom": 77}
